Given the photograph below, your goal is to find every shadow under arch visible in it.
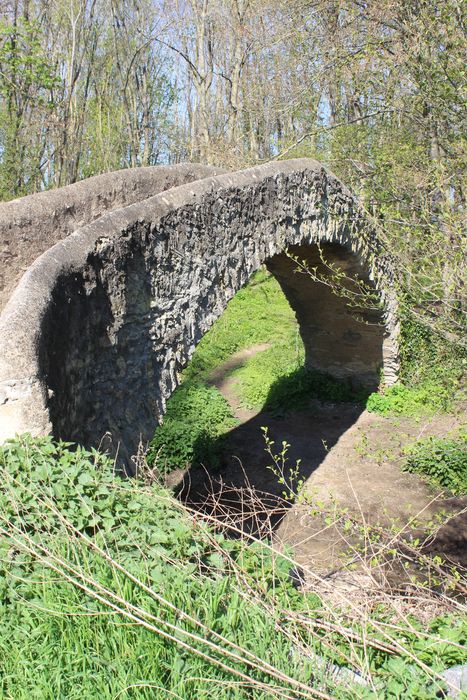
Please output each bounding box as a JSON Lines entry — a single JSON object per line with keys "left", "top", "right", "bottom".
{"left": 175, "top": 238, "right": 386, "bottom": 534}
{"left": 176, "top": 364, "right": 368, "bottom": 537}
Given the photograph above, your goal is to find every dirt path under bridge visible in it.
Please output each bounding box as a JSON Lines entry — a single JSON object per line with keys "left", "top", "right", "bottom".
{"left": 175, "top": 345, "right": 466, "bottom": 584}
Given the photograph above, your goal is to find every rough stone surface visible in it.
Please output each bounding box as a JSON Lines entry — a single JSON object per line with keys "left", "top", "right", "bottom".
{"left": 0, "top": 163, "right": 224, "bottom": 312}
{"left": 441, "top": 664, "right": 467, "bottom": 697}
{"left": 0, "top": 159, "right": 399, "bottom": 468}
{"left": 267, "top": 246, "right": 387, "bottom": 387}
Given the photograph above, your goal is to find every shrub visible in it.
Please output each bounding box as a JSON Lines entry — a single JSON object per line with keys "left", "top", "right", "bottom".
{"left": 148, "top": 382, "right": 237, "bottom": 473}
{"left": 403, "top": 435, "right": 467, "bottom": 494}
{"left": 367, "top": 313, "right": 466, "bottom": 419}
{"left": 0, "top": 434, "right": 204, "bottom": 580}
{"left": 398, "top": 312, "right": 465, "bottom": 388}
{"left": 366, "top": 382, "right": 453, "bottom": 416}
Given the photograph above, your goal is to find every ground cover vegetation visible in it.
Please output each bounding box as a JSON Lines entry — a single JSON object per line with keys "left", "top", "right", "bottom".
{"left": 1, "top": 266, "right": 465, "bottom": 691}
{"left": 1, "top": 436, "right": 466, "bottom": 699}
{"left": 403, "top": 435, "right": 467, "bottom": 496}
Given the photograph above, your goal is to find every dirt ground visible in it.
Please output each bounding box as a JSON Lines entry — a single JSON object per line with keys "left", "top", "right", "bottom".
{"left": 174, "top": 346, "right": 467, "bottom": 581}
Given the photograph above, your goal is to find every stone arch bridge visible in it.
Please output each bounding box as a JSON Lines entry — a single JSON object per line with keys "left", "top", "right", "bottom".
{"left": 0, "top": 160, "right": 399, "bottom": 468}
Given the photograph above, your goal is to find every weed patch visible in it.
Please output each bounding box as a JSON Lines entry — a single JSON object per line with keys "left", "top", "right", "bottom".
{"left": 366, "top": 313, "right": 466, "bottom": 419}
{"left": 403, "top": 435, "right": 467, "bottom": 494}
{"left": 148, "top": 383, "right": 236, "bottom": 473}
{"left": 366, "top": 382, "right": 454, "bottom": 417}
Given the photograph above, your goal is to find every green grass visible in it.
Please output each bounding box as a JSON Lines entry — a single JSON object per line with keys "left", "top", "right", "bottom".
{"left": 234, "top": 350, "right": 369, "bottom": 412}
{"left": 1, "top": 435, "right": 466, "bottom": 699}
{"left": 183, "top": 268, "right": 299, "bottom": 382}
{"left": 0, "top": 435, "right": 319, "bottom": 699}
{"left": 366, "top": 381, "right": 455, "bottom": 417}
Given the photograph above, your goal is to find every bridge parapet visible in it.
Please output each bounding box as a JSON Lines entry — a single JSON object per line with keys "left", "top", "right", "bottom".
{"left": 0, "top": 163, "right": 224, "bottom": 312}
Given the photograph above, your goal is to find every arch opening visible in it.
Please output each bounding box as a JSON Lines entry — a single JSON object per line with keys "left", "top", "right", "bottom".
{"left": 40, "top": 239, "right": 385, "bottom": 472}
{"left": 160, "top": 262, "right": 374, "bottom": 538}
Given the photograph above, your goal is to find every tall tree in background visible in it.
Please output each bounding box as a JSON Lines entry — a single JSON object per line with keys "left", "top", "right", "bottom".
{"left": 0, "top": 4, "right": 59, "bottom": 196}
{"left": 0, "top": 0, "right": 176, "bottom": 191}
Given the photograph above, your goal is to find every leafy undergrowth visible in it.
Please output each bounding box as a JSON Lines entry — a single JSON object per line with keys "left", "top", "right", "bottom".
{"left": 1, "top": 435, "right": 466, "bottom": 699}
{"left": 148, "top": 383, "right": 237, "bottom": 474}
{"left": 366, "top": 382, "right": 455, "bottom": 417}
{"left": 367, "top": 313, "right": 465, "bottom": 418}
{"left": 403, "top": 435, "right": 467, "bottom": 495}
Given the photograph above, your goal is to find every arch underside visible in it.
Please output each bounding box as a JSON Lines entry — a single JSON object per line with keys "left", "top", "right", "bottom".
{"left": 0, "top": 161, "right": 399, "bottom": 468}
{"left": 267, "top": 245, "right": 385, "bottom": 388}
